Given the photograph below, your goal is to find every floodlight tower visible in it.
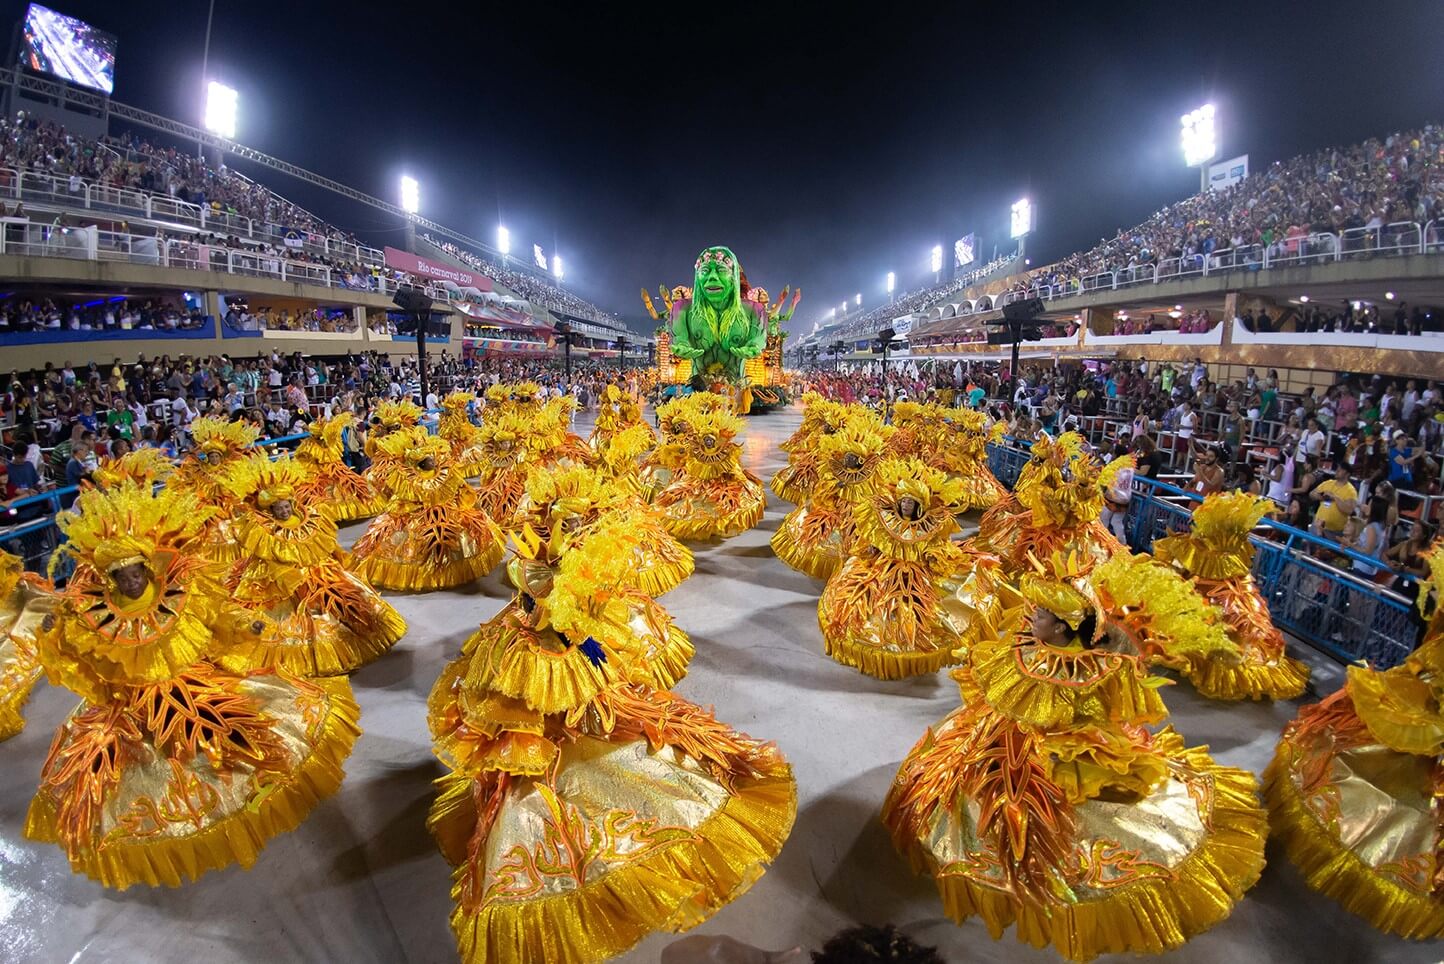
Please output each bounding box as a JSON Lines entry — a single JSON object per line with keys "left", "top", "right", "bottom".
{"left": 1181, "top": 103, "right": 1219, "bottom": 193}
{"left": 497, "top": 225, "right": 511, "bottom": 265}
{"left": 886, "top": 271, "right": 895, "bottom": 304}
{"left": 1011, "top": 198, "right": 1033, "bottom": 261}
{"left": 930, "top": 245, "right": 943, "bottom": 284}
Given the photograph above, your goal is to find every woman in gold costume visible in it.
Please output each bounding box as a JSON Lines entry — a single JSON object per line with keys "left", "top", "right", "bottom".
{"left": 439, "top": 391, "right": 485, "bottom": 478}
{"left": 426, "top": 519, "right": 795, "bottom": 964}
{"left": 936, "top": 406, "right": 1008, "bottom": 513}
{"left": 1264, "top": 548, "right": 1444, "bottom": 939}
{"left": 166, "top": 416, "right": 260, "bottom": 561}
{"left": 654, "top": 405, "right": 765, "bottom": 540}
{"left": 770, "top": 392, "right": 844, "bottom": 505}
{"left": 642, "top": 392, "right": 731, "bottom": 500}
{"left": 364, "top": 398, "right": 425, "bottom": 489}
{"left": 531, "top": 395, "right": 596, "bottom": 471}
{"left": 1153, "top": 491, "right": 1310, "bottom": 700}
{"left": 218, "top": 454, "right": 406, "bottom": 675}
{"left": 350, "top": 426, "right": 505, "bottom": 590}
{"left": 588, "top": 423, "right": 694, "bottom": 596}
{"left": 472, "top": 410, "right": 535, "bottom": 529}
{"left": 589, "top": 383, "right": 653, "bottom": 454}
{"left": 0, "top": 550, "right": 53, "bottom": 740}
{"left": 772, "top": 419, "right": 892, "bottom": 581}
{"left": 818, "top": 457, "right": 1007, "bottom": 679}
{"left": 25, "top": 483, "right": 359, "bottom": 888}
{"left": 884, "top": 555, "right": 1266, "bottom": 961}
{"left": 294, "top": 413, "right": 383, "bottom": 523}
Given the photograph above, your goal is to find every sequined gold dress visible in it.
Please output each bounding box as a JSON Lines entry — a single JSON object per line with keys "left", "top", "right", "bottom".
{"left": 294, "top": 413, "right": 383, "bottom": 523}
{"left": 1153, "top": 492, "right": 1309, "bottom": 701}
{"left": 218, "top": 455, "right": 406, "bottom": 676}
{"left": 1265, "top": 550, "right": 1444, "bottom": 938}
{"left": 0, "top": 551, "right": 53, "bottom": 740}
{"left": 818, "top": 457, "right": 1008, "bottom": 679}
{"left": 426, "top": 521, "right": 795, "bottom": 964}
{"left": 772, "top": 420, "right": 891, "bottom": 581}
{"left": 25, "top": 483, "right": 359, "bottom": 889}
{"left": 654, "top": 407, "right": 766, "bottom": 541}
{"left": 350, "top": 427, "right": 505, "bottom": 591}
{"left": 884, "top": 577, "right": 1267, "bottom": 961}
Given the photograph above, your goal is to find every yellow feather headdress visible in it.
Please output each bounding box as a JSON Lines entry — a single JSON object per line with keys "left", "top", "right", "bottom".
{"left": 222, "top": 453, "right": 307, "bottom": 509}
{"left": 372, "top": 399, "right": 423, "bottom": 430}
{"left": 54, "top": 482, "right": 214, "bottom": 576}
{"left": 92, "top": 448, "right": 174, "bottom": 490}
{"left": 188, "top": 416, "right": 260, "bottom": 460}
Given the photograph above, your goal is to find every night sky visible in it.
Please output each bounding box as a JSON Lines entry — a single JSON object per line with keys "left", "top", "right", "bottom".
{"left": 16, "top": 1, "right": 1444, "bottom": 333}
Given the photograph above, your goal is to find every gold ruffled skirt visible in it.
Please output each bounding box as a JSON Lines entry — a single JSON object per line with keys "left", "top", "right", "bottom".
{"left": 884, "top": 710, "right": 1267, "bottom": 961}
{"left": 349, "top": 505, "right": 504, "bottom": 591}
{"left": 656, "top": 473, "right": 766, "bottom": 542}
{"left": 769, "top": 456, "right": 819, "bottom": 506}
{"left": 428, "top": 688, "right": 797, "bottom": 964}
{"left": 1265, "top": 688, "right": 1444, "bottom": 938}
{"left": 1185, "top": 579, "right": 1310, "bottom": 701}
{"left": 222, "top": 563, "right": 407, "bottom": 676}
{"left": 297, "top": 462, "right": 384, "bottom": 524}
{"left": 0, "top": 635, "right": 44, "bottom": 741}
{"left": 26, "top": 667, "right": 359, "bottom": 889}
{"left": 770, "top": 502, "right": 847, "bottom": 581}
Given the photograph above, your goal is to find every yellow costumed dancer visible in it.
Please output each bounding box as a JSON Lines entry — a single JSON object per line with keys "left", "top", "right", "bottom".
{"left": 772, "top": 419, "right": 892, "bottom": 581}
{"left": 1153, "top": 491, "right": 1309, "bottom": 700}
{"left": 591, "top": 423, "right": 695, "bottom": 596}
{"left": 473, "top": 411, "right": 534, "bottom": 529}
{"left": 770, "top": 393, "right": 846, "bottom": 505}
{"left": 971, "top": 432, "right": 1127, "bottom": 576}
{"left": 590, "top": 383, "right": 653, "bottom": 454}
{"left": 0, "top": 550, "right": 53, "bottom": 740}
{"left": 350, "top": 427, "right": 505, "bottom": 591}
{"left": 532, "top": 396, "right": 596, "bottom": 471}
{"left": 426, "top": 519, "right": 795, "bottom": 964}
{"left": 439, "top": 392, "right": 485, "bottom": 478}
{"left": 818, "top": 457, "right": 1009, "bottom": 679}
{"left": 25, "top": 483, "right": 359, "bottom": 888}
{"left": 1264, "top": 548, "right": 1444, "bottom": 939}
{"left": 166, "top": 416, "right": 259, "bottom": 561}
{"left": 884, "top": 554, "right": 1266, "bottom": 961}
{"left": 294, "top": 413, "right": 382, "bottom": 523}
{"left": 364, "top": 398, "right": 425, "bottom": 489}
{"left": 654, "top": 405, "right": 766, "bottom": 540}
{"left": 937, "top": 406, "right": 1008, "bottom": 512}
{"left": 219, "top": 455, "right": 406, "bottom": 676}
{"left": 885, "top": 400, "right": 945, "bottom": 462}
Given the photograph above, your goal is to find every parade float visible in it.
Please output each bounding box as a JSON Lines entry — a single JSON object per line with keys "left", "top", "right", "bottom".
{"left": 642, "top": 245, "right": 800, "bottom": 413}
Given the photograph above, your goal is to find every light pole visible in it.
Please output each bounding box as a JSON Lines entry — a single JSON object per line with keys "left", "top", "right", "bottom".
{"left": 1181, "top": 103, "right": 1218, "bottom": 193}
{"left": 497, "top": 225, "right": 510, "bottom": 265}
{"left": 930, "top": 245, "right": 943, "bottom": 285}
{"left": 199, "top": 0, "right": 216, "bottom": 159}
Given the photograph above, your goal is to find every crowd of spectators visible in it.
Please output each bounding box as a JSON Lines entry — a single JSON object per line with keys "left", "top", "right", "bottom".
{"left": 832, "top": 253, "right": 1020, "bottom": 340}
{"left": 0, "top": 295, "right": 204, "bottom": 334}
{"left": 422, "top": 235, "right": 620, "bottom": 326}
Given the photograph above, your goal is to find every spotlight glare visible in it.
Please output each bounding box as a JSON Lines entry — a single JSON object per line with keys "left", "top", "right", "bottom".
{"left": 497, "top": 225, "right": 510, "bottom": 255}
{"left": 399, "top": 175, "right": 419, "bottom": 214}
{"left": 203, "top": 81, "right": 238, "bottom": 139}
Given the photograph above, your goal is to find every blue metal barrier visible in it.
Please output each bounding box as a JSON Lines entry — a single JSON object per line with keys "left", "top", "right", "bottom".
{"left": 985, "top": 439, "right": 1422, "bottom": 668}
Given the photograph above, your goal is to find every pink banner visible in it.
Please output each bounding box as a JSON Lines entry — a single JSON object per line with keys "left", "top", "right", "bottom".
{"left": 384, "top": 246, "right": 493, "bottom": 291}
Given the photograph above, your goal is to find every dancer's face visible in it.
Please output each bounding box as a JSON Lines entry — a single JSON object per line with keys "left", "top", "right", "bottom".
{"left": 111, "top": 562, "right": 150, "bottom": 601}
{"left": 268, "top": 499, "right": 294, "bottom": 522}
{"left": 1030, "top": 607, "right": 1069, "bottom": 646}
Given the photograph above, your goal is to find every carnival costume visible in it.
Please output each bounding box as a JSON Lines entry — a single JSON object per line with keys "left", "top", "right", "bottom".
{"left": 936, "top": 406, "right": 1008, "bottom": 512}
{"left": 166, "top": 416, "right": 258, "bottom": 562}
{"left": 970, "top": 432, "right": 1127, "bottom": 576}
{"left": 818, "top": 457, "right": 1009, "bottom": 679}
{"left": 1264, "top": 548, "right": 1444, "bottom": 939}
{"left": 0, "top": 550, "right": 53, "bottom": 740}
{"left": 639, "top": 393, "right": 723, "bottom": 501}
{"left": 439, "top": 392, "right": 485, "bottom": 478}
{"left": 772, "top": 418, "right": 892, "bottom": 581}
{"left": 92, "top": 447, "right": 175, "bottom": 490}
{"left": 219, "top": 455, "right": 406, "bottom": 676}
{"left": 295, "top": 413, "right": 383, "bottom": 523}
{"left": 531, "top": 396, "right": 596, "bottom": 471}
{"left": 426, "top": 519, "right": 795, "bottom": 964}
{"left": 363, "top": 398, "right": 425, "bottom": 489}
{"left": 654, "top": 406, "right": 766, "bottom": 541}
{"left": 884, "top": 555, "right": 1266, "bottom": 961}
{"left": 769, "top": 393, "right": 846, "bottom": 505}
{"left": 25, "top": 483, "right": 359, "bottom": 889}
{"left": 1153, "top": 492, "right": 1310, "bottom": 701}
{"left": 350, "top": 427, "right": 505, "bottom": 591}
{"left": 473, "top": 411, "right": 535, "bottom": 529}
{"left": 589, "top": 383, "right": 653, "bottom": 455}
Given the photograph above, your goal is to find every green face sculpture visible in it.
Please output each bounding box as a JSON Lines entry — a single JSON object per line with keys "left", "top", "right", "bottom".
{"left": 670, "top": 245, "right": 765, "bottom": 383}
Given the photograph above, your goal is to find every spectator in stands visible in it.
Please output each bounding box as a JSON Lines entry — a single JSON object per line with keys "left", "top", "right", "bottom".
{"left": 1132, "top": 434, "right": 1166, "bottom": 480}
{"left": 1187, "top": 443, "right": 1226, "bottom": 497}
{"left": 1389, "top": 433, "right": 1421, "bottom": 487}
{"left": 1310, "top": 463, "right": 1360, "bottom": 539}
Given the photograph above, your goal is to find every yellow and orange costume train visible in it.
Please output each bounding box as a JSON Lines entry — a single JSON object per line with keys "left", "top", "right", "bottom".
{"left": 295, "top": 413, "right": 383, "bottom": 523}
{"left": 25, "top": 483, "right": 358, "bottom": 888}
{"left": 884, "top": 553, "right": 1266, "bottom": 961}
{"left": 426, "top": 516, "right": 795, "bottom": 964}
{"left": 349, "top": 427, "right": 505, "bottom": 591}
{"left": 438, "top": 392, "right": 485, "bottom": 479}
{"left": 0, "top": 550, "right": 53, "bottom": 740}
{"left": 1265, "top": 547, "right": 1444, "bottom": 939}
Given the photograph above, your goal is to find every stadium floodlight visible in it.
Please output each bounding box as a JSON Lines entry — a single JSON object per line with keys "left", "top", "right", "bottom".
{"left": 399, "top": 175, "right": 419, "bottom": 214}
{"left": 1385, "top": 291, "right": 1396, "bottom": 300}
{"left": 840, "top": 301, "right": 848, "bottom": 314}
{"left": 886, "top": 271, "right": 895, "bottom": 293}
{"left": 855, "top": 293, "right": 862, "bottom": 306}
{"left": 1011, "top": 198, "right": 1033, "bottom": 239}
{"left": 203, "top": 82, "right": 238, "bottom": 139}
{"left": 930, "top": 245, "right": 943, "bottom": 274}
{"left": 553, "top": 253, "right": 565, "bottom": 281}
{"left": 497, "top": 225, "right": 511, "bottom": 256}
{"left": 1181, "top": 103, "right": 1218, "bottom": 168}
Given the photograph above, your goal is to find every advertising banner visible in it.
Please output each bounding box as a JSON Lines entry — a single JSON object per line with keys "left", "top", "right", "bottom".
{"left": 383, "top": 246, "right": 493, "bottom": 290}
{"left": 1206, "top": 154, "right": 1248, "bottom": 192}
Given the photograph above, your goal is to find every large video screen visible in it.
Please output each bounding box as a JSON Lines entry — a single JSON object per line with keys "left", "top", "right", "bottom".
{"left": 19, "top": 4, "right": 117, "bottom": 95}
{"left": 954, "top": 233, "right": 976, "bottom": 269}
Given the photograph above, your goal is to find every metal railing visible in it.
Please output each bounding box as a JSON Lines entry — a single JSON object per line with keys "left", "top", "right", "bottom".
{"left": 985, "top": 438, "right": 1422, "bottom": 668}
